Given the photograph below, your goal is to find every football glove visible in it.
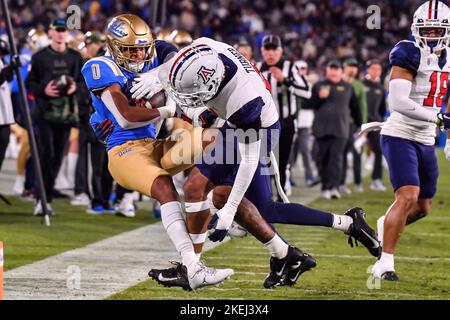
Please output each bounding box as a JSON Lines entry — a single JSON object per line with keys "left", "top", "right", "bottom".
{"left": 437, "top": 112, "right": 450, "bottom": 130}
{"left": 180, "top": 106, "right": 218, "bottom": 128}
{"left": 93, "top": 119, "right": 114, "bottom": 144}
{"left": 130, "top": 67, "right": 163, "bottom": 100}
{"left": 207, "top": 205, "right": 236, "bottom": 242}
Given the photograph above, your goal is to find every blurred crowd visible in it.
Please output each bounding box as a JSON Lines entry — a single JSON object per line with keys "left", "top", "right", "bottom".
{"left": 0, "top": 0, "right": 448, "bottom": 215}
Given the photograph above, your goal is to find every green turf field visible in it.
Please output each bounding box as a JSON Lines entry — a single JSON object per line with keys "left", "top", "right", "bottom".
{"left": 110, "top": 152, "right": 450, "bottom": 300}
{"left": 0, "top": 198, "right": 158, "bottom": 270}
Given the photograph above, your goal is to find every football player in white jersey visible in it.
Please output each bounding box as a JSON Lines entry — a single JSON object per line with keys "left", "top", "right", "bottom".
{"left": 132, "top": 37, "right": 380, "bottom": 288}
{"left": 371, "top": 0, "right": 450, "bottom": 281}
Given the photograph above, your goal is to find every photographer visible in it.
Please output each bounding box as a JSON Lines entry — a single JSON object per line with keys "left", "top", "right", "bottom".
{"left": 25, "top": 19, "right": 84, "bottom": 215}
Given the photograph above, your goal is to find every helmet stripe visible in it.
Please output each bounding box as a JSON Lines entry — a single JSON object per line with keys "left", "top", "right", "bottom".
{"left": 429, "top": 0, "right": 433, "bottom": 19}
{"left": 169, "top": 44, "right": 208, "bottom": 84}
{"left": 170, "top": 45, "right": 213, "bottom": 86}
{"left": 435, "top": 0, "right": 438, "bottom": 19}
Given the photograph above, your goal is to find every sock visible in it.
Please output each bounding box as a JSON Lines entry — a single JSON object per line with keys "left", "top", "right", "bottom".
{"left": 379, "top": 252, "right": 395, "bottom": 270}
{"left": 160, "top": 201, "right": 198, "bottom": 273}
{"left": 67, "top": 152, "right": 78, "bottom": 187}
{"left": 377, "top": 215, "right": 385, "bottom": 246}
{"left": 332, "top": 214, "right": 353, "bottom": 232}
{"left": 264, "top": 234, "right": 289, "bottom": 259}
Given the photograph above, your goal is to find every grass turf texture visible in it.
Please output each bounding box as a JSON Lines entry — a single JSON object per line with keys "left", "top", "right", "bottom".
{"left": 110, "top": 152, "right": 450, "bottom": 300}
{"left": 0, "top": 199, "right": 158, "bottom": 270}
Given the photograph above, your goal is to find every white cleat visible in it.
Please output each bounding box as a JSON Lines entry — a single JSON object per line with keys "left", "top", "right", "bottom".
{"left": 330, "top": 188, "right": 341, "bottom": 199}
{"left": 227, "top": 221, "right": 248, "bottom": 238}
{"left": 371, "top": 260, "right": 399, "bottom": 281}
{"left": 13, "top": 175, "right": 25, "bottom": 195}
{"left": 338, "top": 185, "right": 352, "bottom": 195}
{"left": 188, "top": 261, "right": 234, "bottom": 290}
{"left": 33, "top": 201, "right": 55, "bottom": 216}
{"left": 70, "top": 193, "right": 90, "bottom": 206}
{"left": 117, "top": 193, "right": 135, "bottom": 218}
{"left": 370, "top": 180, "right": 387, "bottom": 192}
{"left": 377, "top": 216, "right": 385, "bottom": 247}
{"left": 354, "top": 184, "right": 364, "bottom": 193}
{"left": 321, "top": 190, "right": 331, "bottom": 199}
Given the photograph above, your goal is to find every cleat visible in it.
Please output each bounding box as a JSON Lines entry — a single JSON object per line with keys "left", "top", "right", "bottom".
{"left": 372, "top": 260, "right": 398, "bottom": 281}
{"left": 264, "top": 246, "right": 316, "bottom": 288}
{"left": 344, "top": 207, "right": 381, "bottom": 258}
{"left": 382, "top": 271, "right": 400, "bottom": 281}
{"left": 86, "top": 205, "right": 104, "bottom": 215}
{"left": 148, "top": 261, "right": 192, "bottom": 291}
{"left": 188, "top": 261, "right": 234, "bottom": 290}
{"left": 227, "top": 221, "right": 248, "bottom": 238}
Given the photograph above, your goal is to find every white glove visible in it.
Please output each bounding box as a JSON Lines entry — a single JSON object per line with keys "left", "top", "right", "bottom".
{"left": 445, "top": 138, "right": 450, "bottom": 162}
{"left": 130, "top": 67, "right": 163, "bottom": 100}
{"left": 157, "top": 98, "right": 177, "bottom": 119}
{"left": 215, "top": 205, "right": 236, "bottom": 230}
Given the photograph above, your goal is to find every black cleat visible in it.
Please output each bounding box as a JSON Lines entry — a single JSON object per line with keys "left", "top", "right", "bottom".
{"left": 382, "top": 271, "right": 400, "bottom": 281}
{"left": 148, "top": 261, "right": 192, "bottom": 291}
{"left": 344, "top": 207, "right": 381, "bottom": 258}
{"left": 263, "top": 246, "right": 316, "bottom": 288}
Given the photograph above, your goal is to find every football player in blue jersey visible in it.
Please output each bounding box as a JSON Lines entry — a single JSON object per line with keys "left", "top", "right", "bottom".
{"left": 81, "top": 14, "right": 233, "bottom": 290}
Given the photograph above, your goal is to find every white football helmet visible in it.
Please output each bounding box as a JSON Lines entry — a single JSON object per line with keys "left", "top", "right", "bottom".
{"left": 411, "top": 0, "right": 450, "bottom": 53}
{"left": 159, "top": 43, "right": 225, "bottom": 108}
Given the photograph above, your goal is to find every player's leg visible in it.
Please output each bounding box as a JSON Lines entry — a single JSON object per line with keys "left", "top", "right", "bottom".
{"left": 245, "top": 163, "right": 380, "bottom": 257}
{"left": 108, "top": 139, "right": 233, "bottom": 290}
{"left": 213, "top": 185, "right": 317, "bottom": 288}
{"left": 373, "top": 135, "right": 428, "bottom": 281}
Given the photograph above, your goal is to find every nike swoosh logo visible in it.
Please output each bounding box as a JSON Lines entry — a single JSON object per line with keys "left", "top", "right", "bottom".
{"left": 275, "top": 261, "right": 287, "bottom": 276}
{"left": 158, "top": 274, "right": 179, "bottom": 282}
{"left": 361, "top": 229, "right": 380, "bottom": 248}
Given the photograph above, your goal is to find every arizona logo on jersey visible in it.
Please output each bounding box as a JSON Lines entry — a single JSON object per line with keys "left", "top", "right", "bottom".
{"left": 197, "top": 66, "right": 216, "bottom": 84}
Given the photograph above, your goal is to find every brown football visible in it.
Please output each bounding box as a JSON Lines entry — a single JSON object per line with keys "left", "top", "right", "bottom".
{"left": 146, "top": 90, "right": 167, "bottom": 108}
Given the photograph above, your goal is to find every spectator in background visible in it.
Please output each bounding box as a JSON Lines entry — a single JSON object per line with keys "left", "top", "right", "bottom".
{"left": 340, "top": 58, "right": 367, "bottom": 194}
{"left": 308, "top": 60, "right": 362, "bottom": 200}
{"left": 256, "top": 35, "right": 311, "bottom": 200}
{"left": 0, "top": 39, "right": 15, "bottom": 172}
{"left": 25, "top": 19, "right": 84, "bottom": 216}
{"left": 291, "top": 60, "right": 319, "bottom": 187}
{"left": 234, "top": 40, "right": 255, "bottom": 64}
{"left": 363, "top": 59, "right": 387, "bottom": 192}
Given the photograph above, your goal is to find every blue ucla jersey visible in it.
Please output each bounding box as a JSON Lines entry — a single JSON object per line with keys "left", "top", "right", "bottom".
{"left": 82, "top": 40, "right": 178, "bottom": 151}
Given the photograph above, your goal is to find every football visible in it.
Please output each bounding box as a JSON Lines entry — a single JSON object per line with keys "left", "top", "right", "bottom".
{"left": 145, "top": 90, "right": 167, "bottom": 109}
{"left": 53, "top": 74, "right": 74, "bottom": 95}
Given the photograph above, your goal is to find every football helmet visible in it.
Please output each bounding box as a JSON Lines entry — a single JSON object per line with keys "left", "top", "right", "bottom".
{"left": 106, "top": 14, "right": 155, "bottom": 73}
{"left": 159, "top": 43, "right": 225, "bottom": 108}
{"left": 411, "top": 0, "right": 450, "bottom": 53}
{"left": 169, "top": 29, "right": 193, "bottom": 49}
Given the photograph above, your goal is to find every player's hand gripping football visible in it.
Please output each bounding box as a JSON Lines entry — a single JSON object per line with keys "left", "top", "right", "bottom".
{"left": 130, "top": 67, "right": 163, "bottom": 100}
{"left": 208, "top": 205, "right": 236, "bottom": 242}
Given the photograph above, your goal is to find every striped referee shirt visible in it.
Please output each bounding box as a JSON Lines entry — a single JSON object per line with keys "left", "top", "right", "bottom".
{"left": 256, "top": 59, "right": 311, "bottom": 119}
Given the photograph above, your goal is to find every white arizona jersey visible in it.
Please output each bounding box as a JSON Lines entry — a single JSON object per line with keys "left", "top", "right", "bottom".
{"left": 382, "top": 40, "right": 449, "bottom": 145}
{"left": 192, "top": 37, "right": 279, "bottom": 128}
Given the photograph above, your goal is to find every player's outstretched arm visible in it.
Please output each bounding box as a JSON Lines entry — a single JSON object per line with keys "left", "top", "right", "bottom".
{"left": 99, "top": 84, "right": 175, "bottom": 129}
{"left": 209, "top": 133, "right": 262, "bottom": 242}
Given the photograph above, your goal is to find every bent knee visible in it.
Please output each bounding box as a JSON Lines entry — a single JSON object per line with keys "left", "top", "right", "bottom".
{"left": 212, "top": 186, "right": 231, "bottom": 209}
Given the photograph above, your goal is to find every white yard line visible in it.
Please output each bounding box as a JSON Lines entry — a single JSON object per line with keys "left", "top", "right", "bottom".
{"left": 4, "top": 223, "right": 226, "bottom": 300}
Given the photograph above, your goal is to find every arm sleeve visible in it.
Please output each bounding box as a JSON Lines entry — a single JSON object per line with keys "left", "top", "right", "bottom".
{"left": 349, "top": 87, "right": 362, "bottom": 127}
{"left": 388, "top": 78, "right": 438, "bottom": 123}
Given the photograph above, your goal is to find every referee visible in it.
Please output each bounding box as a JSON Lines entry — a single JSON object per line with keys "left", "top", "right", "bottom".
{"left": 256, "top": 35, "right": 311, "bottom": 199}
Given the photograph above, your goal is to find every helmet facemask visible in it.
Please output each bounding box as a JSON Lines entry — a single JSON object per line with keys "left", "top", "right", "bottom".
{"left": 412, "top": 19, "right": 450, "bottom": 53}
{"left": 107, "top": 39, "right": 155, "bottom": 73}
